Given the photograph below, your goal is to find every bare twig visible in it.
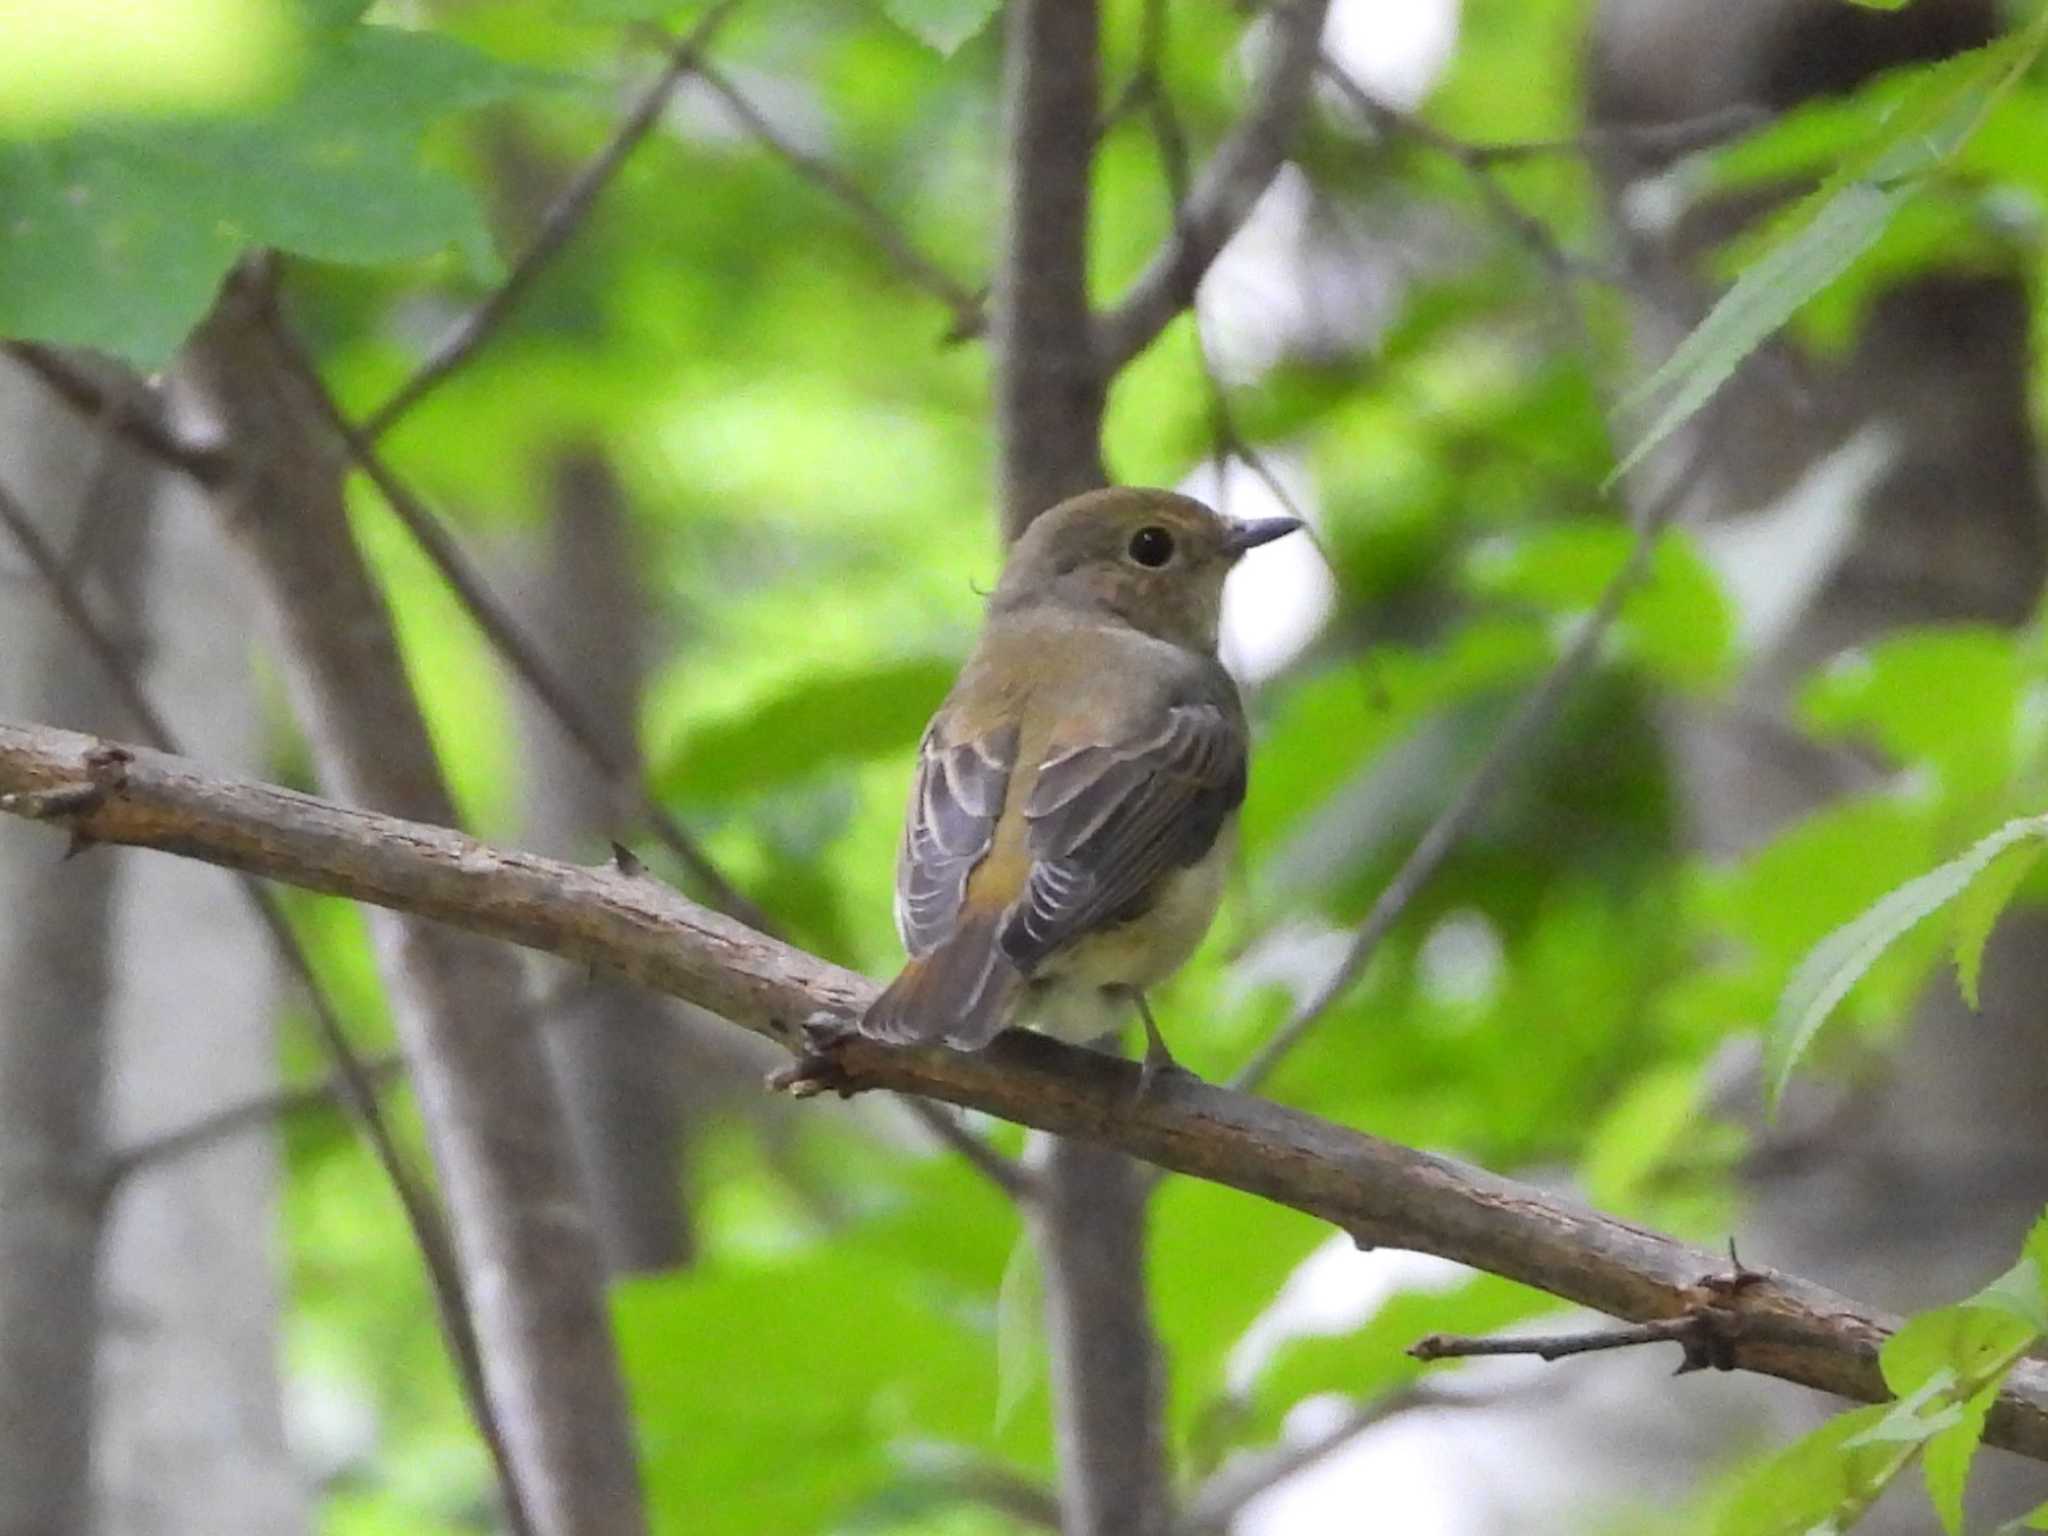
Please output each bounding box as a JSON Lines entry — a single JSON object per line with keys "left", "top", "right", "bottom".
{"left": 1457, "top": 104, "right": 1771, "bottom": 167}
{"left": 0, "top": 483, "right": 526, "bottom": 1534}
{"left": 1, "top": 342, "right": 229, "bottom": 485}
{"left": 1096, "top": 0, "right": 1334, "bottom": 372}
{"left": 361, "top": 0, "right": 743, "bottom": 440}
{"left": 1410, "top": 1317, "right": 1708, "bottom": 1363}
{"left": 905, "top": 1101, "right": 1037, "bottom": 1201}
{"left": 103, "top": 1053, "right": 406, "bottom": 1185}
{"left": 6, "top": 719, "right": 2048, "bottom": 1463}
{"left": 1230, "top": 434, "right": 1709, "bottom": 1094}
{"left": 1326, "top": 66, "right": 1600, "bottom": 279}
{"left": 266, "top": 317, "right": 772, "bottom": 934}
{"left": 1182, "top": 1385, "right": 1480, "bottom": 1534}
{"left": 689, "top": 58, "right": 986, "bottom": 341}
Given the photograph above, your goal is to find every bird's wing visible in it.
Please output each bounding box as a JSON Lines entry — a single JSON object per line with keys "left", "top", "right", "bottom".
{"left": 893, "top": 717, "right": 1020, "bottom": 959}
{"left": 1001, "top": 697, "right": 1245, "bottom": 969}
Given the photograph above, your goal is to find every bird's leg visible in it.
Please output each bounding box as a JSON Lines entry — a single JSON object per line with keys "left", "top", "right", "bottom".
{"left": 1130, "top": 991, "right": 1191, "bottom": 1097}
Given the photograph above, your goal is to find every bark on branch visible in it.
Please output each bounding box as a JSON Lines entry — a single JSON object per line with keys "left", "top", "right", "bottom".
{"left": 4, "top": 717, "right": 2048, "bottom": 1465}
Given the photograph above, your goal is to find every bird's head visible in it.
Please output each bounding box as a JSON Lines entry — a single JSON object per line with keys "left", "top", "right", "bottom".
{"left": 991, "top": 487, "right": 1302, "bottom": 652}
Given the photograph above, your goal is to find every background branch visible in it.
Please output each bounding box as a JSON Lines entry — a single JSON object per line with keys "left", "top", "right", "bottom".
{"left": 1096, "top": 0, "right": 1332, "bottom": 372}
{"left": 5, "top": 718, "right": 2047, "bottom": 1465}
{"left": 0, "top": 477, "right": 521, "bottom": 1526}
{"left": 362, "top": 0, "right": 743, "bottom": 440}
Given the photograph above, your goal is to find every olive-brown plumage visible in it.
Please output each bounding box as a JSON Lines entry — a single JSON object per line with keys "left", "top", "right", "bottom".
{"left": 860, "top": 487, "right": 1300, "bottom": 1070}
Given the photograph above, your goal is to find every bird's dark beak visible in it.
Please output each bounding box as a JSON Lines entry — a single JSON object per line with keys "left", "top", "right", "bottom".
{"left": 1222, "top": 516, "right": 1304, "bottom": 556}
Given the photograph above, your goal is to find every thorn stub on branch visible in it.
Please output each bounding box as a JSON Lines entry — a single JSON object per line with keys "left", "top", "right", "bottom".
{"left": 609, "top": 841, "right": 645, "bottom": 877}
{"left": 0, "top": 781, "right": 104, "bottom": 820}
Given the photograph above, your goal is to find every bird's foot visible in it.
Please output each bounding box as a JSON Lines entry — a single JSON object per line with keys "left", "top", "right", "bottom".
{"left": 766, "top": 1010, "right": 861, "bottom": 1099}
{"left": 1133, "top": 1038, "right": 1200, "bottom": 1101}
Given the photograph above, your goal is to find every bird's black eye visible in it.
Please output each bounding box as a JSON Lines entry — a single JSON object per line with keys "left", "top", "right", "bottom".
{"left": 1127, "top": 525, "right": 1175, "bottom": 568}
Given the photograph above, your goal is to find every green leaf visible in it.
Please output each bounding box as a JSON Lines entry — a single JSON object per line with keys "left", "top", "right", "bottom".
{"left": 1615, "top": 26, "right": 2047, "bottom": 482}
{"left": 993, "top": 1232, "right": 1045, "bottom": 1434}
{"left": 1842, "top": 1369, "right": 1964, "bottom": 1448}
{"left": 0, "top": 23, "right": 525, "bottom": 367}
{"left": 883, "top": 0, "right": 1003, "bottom": 54}
{"left": 1924, "top": 1378, "right": 2000, "bottom": 1536}
{"left": 1842, "top": 0, "right": 1911, "bottom": 10}
{"left": 1713, "top": 1402, "right": 1893, "bottom": 1536}
{"left": 1996, "top": 1498, "right": 2048, "bottom": 1533}
{"left": 656, "top": 657, "right": 954, "bottom": 803}
{"left": 1614, "top": 180, "right": 1901, "bottom": 485}
{"left": 1800, "top": 628, "right": 2023, "bottom": 804}
{"left": 1765, "top": 815, "right": 2048, "bottom": 1111}
{"left": 1952, "top": 842, "right": 2042, "bottom": 1010}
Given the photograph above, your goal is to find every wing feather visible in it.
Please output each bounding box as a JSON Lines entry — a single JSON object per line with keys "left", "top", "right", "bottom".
{"left": 893, "top": 721, "right": 1018, "bottom": 958}
{"left": 1000, "top": 702, "right": 1244, "bottom": 969}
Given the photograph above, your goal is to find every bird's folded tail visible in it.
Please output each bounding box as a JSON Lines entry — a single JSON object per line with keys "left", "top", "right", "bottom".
{"left": 860, "top": 913, "right": 1022, "bottom": 1049}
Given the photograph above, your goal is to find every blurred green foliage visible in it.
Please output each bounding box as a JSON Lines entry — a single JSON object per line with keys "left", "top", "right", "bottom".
{"left": 9, "top": 0, "right": 2048, "bottom": 1530}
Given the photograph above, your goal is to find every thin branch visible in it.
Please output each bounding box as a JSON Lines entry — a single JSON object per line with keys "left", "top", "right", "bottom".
{"left": 1457, "top": 103, "right": 1770, "bottom": 167}
{"left": 265, "top": 317, "right": 773, "bottom": 934}
{"left": 1096, "top": 0, "right": 1334, "bottom": 373}
{"left": 907, "top": 1463, "right": 1063, "bottom": 1531}
{"left": 688, "top": 58, "right": 986, "bottom": 342}
{"left": 1229, "top": 434, "right": 1708, "bottom": 1095}
{"left": 903, "top": 1100, "right": 1036, "bottom": 1201}
{"left": 1181, "top": 1384, "right": 1479, "bottom": 1534}
{"left": 4, "top": 722, "right": 2048, "bottom": 1464}
{"left": 361, "top": 0, "right": 743, "bottom": 440}
{"left": 1322, "top": 63, "right": 1612, "bottom": 284}
{"left": 103, "top": 1053, "right": 405, "bottom": 1186}
{"left": 1409, "top": 1316, "right": 1710, "bottom": 1364}
{"left": 0, "top": 485, "right": 526, "bottom": 1534}
{"left": 1, "top": 342, "right": 230, "bottom": 485}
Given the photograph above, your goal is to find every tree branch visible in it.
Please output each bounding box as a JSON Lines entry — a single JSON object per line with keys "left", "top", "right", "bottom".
{"left": 361, "top": 0, "right": 743, "bottom": 440}
{"left": 0, "top": 476, "right": 520, "bottom": 1524}
{"left": 993, "top": 0, "right": 1109, "bottom": 539}
{"left": 1227, "top": 431, "right": 1708, "bottom": 1096}
{"left": 103, "top": 1053, "right": 405, "bottom": 1188}
{"left": 4, "top": 718, "right": 2047, "bottom": 1464}
{"left": 1094, "top": 0, "right": 1332, "bottom": 374}
{"left": 188, "top": 283, "right": 643, "bottom": 1536}
{"left": 266, "top": 317, "right": 773, "bottom": 935}
{"left": 1, "top": 342, "right": 229, "bottom": 485}
{"left": 992, "top": 2, "right": 1173, "bottom": 1528}
{"left": 688, "top": 57, "right": 985, "bottom": 342}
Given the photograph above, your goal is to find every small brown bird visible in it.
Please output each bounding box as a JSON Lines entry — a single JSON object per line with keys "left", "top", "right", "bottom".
{"left": 859, "top": 486, "right": 1301, "bottom": 1080}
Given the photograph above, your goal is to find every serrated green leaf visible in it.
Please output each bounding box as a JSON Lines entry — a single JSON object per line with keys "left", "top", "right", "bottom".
{"left": 1842, "top": 1370, "right": 1964, "bottom": 1448}
{"left": 1925, "top": 1377, "right": 2001, "bottom": 1536}
{"left": 1615, "top": 24, "right": 2048, "bottom": 483}
{"left": 656, "top": 656, "right": 953, "bottom": 803}
{"left": 1614, "top": 180, "right": 1901, "bottom": 485}
{"left": 1953, "top": 842, "right": 2043, "bottom": 1009}
{"left": 883, "top": 0, "right": 1003, "bottom": 54}
{"left": 0, "top": 23, "right": 527, "bottom": 366}
{"left": 1766, "top": 816, "right": 2048, "bottom": 1111}
{"left": 1713, "top": 1402, "right": 1893, "bottom": 1536}
{"left": 993, "top": 1232, "right": 1045, "bottom": 1434}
